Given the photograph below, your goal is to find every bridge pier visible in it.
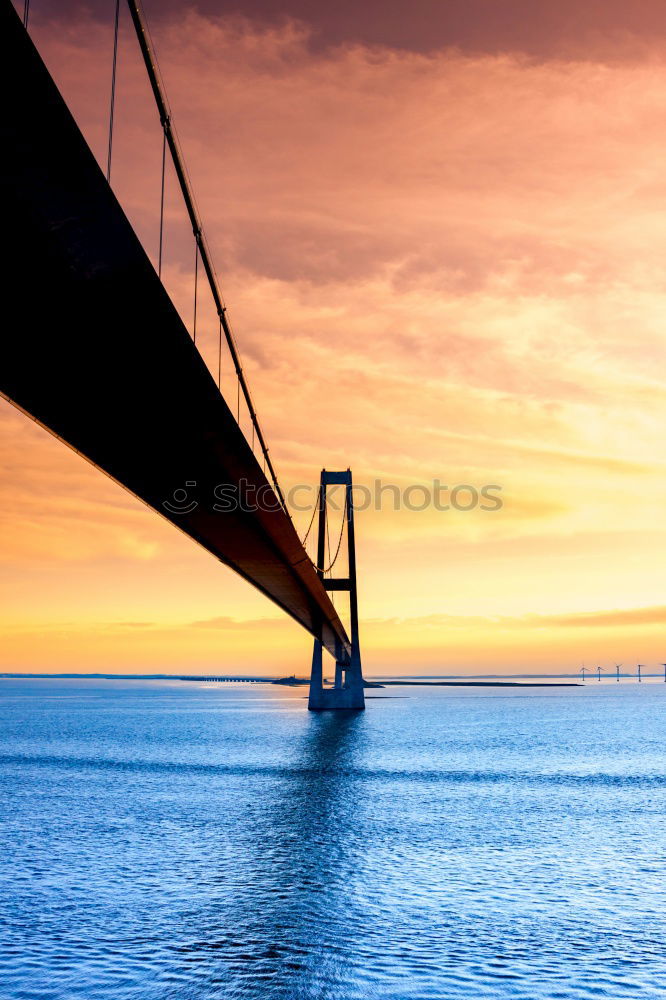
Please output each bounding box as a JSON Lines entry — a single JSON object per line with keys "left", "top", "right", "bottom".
{"left": 308, "top": 639, "right": 365, "bottom": 710}
{"left": 308, "top": 470, "right": 365, "bottom": 711}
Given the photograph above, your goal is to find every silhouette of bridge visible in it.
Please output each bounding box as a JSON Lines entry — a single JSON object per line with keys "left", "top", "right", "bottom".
{"left": 1, "top": 0, "right": 365, "bottom": 709}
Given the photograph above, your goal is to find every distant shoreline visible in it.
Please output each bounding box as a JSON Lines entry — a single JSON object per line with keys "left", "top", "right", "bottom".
{"left": 1, "top": 673, "right": 582, "bottom": 687}
{"left": 272, "top": 678, "right": 583, "bottom": 688}
{"left": 2, "top": 672, "right": 658, "bottom": 682}
{"left": 374, "top": 680, "right": 582, "bottom": 688}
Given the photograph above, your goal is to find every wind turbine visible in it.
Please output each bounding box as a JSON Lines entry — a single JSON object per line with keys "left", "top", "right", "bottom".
{"left": 662, "top": 663, "right": 666, "bottom": 684}
{"left": 637, "top": 664, "right": 645, "bottom": 683}
{"left": 596, "top": 665, "right": 605, "bottom": 683}
{"left": 579, "top": 663, "right": 591, "bottom": 683}
{"left": 615, "top": 663, "right": 622, "bottom": 683}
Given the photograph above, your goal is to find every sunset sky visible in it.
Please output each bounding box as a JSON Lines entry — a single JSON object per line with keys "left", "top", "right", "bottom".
{"left": 2, "top": 0, "right": 665, "bottom": 675}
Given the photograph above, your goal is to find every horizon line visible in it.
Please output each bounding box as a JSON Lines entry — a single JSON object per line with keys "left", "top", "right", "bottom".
{"left": 1, "top": 671, "right": 665, "bottom": 680}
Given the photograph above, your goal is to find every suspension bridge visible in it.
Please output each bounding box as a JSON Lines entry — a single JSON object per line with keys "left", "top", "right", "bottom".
{"left": 1, "top": 0, "right": 365, "bottom": 709}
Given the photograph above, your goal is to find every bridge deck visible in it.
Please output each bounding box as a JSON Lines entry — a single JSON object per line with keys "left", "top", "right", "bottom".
{"left": 0, "top": 3, "right": 350, "bottom": 660}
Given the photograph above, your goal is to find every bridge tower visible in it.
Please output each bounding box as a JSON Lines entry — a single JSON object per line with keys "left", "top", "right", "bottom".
{"left": 308, "top": 470, "right": 365, "bottom": 710}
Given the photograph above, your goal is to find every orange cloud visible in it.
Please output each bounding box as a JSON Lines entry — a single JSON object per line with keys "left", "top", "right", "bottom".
{"left": 1, "top": 8, "right": 665, "bottom": 673}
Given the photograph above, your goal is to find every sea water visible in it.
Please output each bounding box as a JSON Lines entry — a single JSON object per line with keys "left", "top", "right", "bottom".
{"left": 0, "top": 678, "right": 665, "bottom": 1000}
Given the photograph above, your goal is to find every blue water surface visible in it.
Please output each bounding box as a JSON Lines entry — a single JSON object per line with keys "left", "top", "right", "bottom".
{"left": 0, "top": 678, "right": 665, "bottom": 1000}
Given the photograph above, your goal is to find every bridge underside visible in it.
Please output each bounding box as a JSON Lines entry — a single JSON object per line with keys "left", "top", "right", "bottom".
{"left": 0, "top": 3, "right": 350, "bottom": 661}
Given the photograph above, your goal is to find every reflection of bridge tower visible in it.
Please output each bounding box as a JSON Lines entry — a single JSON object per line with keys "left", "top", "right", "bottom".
{"left": 308, "top": 471, "right": 365, "bottom": 711}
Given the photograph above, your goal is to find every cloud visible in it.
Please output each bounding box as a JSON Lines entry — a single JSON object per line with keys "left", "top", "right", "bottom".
{"left": 2, "top": 7, "right": 665, "bottom": 671}
{"left": 0, "top": 405, "right": 170, "bottom": 563}
{"left": 538, "top": 605, "right": 666, "bottom": 629}
{"left": 24, "top": 0, "right": 666, "bottom": 61}
{"left": 373, "top": 603, "right": 666, "bottom": 631}
{"left": 188, "top": 615, "right": 287, "bottom": 630}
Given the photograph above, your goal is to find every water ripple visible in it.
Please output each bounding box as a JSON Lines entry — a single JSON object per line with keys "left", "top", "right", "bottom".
{"left": 1, "top": 679, "right": 665, "bottom": 1000}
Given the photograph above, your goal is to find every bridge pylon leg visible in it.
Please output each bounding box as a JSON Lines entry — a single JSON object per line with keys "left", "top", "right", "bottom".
{"left": 308, "top": 469, "right": 365, "bottom": 711}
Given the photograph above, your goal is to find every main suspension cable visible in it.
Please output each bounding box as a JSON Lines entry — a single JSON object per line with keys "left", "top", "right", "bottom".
{"left": 158, "top": 126, "right": 166, "bottom": 278}
{"left": 106, "top": 0, "right": 120, "bottom": 183}
{"left": 300, "top": 497, "right": 318, "bottom": 548}
{"left": 318, "top": 494, "right": 347, "bottom": 574}
{"left": 193, "top": 238, "right": 198, "bottom": 344}
{"left": 124, "top": 0, "right": 288, "bottom": 514}
{"left": 217, "top": 317, "right": 222, "bottom": 389}
{"left": 325, "top": 509, "right": 332, "bottom": 574}
{"left": 325, "top": 504, "right": 334, "bottom": 604}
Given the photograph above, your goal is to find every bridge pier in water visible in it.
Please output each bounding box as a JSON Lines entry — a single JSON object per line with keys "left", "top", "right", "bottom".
{"left": 308, "top": 470, "right": 365, "bottom": 711}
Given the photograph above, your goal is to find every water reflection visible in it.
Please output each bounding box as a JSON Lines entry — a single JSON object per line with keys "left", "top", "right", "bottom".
{"left": 3, "top": 682, "right": 666, "bottom": 1000}
{"left": 172, "top": 710, "right": 368, "bottom": 1000}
